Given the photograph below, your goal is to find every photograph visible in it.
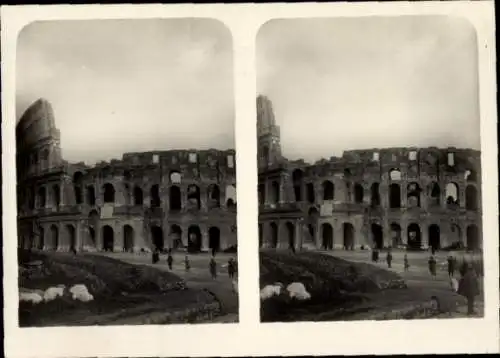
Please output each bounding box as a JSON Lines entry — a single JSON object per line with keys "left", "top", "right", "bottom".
{"left": 15, "top": 18, "right": 239, "bottom": 327}
{"left": 257, "top": 16, "right": 485, "bottom": 322}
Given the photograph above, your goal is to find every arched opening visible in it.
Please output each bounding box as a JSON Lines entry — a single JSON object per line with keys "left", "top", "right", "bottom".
{"left": 343, "top": 223, "right": 354, "bottom": 250}
{"left": 445, "top": 182, "right": 459, "bottom": 207}
{"left": 134, "top": 186, "right": 143, "bottom": 205}
{"left": 258, "top": 224, "right": 263, "bottom": 248}
{"left": 428, "top": 224, "right": 440, "bottom": 251}
{"left": 123, "top": 225, "right": 134, "bottom": 252}
{"left": 38, "top": 226, "right": 45, "bottom": 250}
{"left": 389, "top": 168, "right": 402, "bottom": 181}
{"left": 151, "top": 225, "right": 164, "bottom": 251}
{"left": 66, "top": 225, "right": 76, "bottom": 251}
{"left": 407, "top": 182, "right": 421, "bottom": 208}
{"left": 102, "top": 225, "right": 114, "bottom": 252}
{"left": 209, "top": 227, "right": 221, "bottom": 252}
{"left": 261, "top": 146, "right": 269, "bottom": 166}
{"left": 322, "top": 181, "right": 334, "bottom": 201}
{"left": 407, "top": 223, "right": 421, "bottom": 250}
{"left": 270, "top": 181, "right": 280, "bottom": 204}
{"left": 38, "top": 187, "right": 46, "bottom": 208}
{"left": 169, "top": 186, "right": 181, "bottom": 211}
{"left": 292, "top": 169, "right": 303, "bottom": 202}
{"left": 258, "top": 184, "right": 265, "bottom": 205}
{"left": 150, "top": 184, "right": 161, "bottom": 208}
{"left": 270, "top": 222, "right": 278, "bottom": 248}
{"left": 28, "top": 186, "right": 36, "bottom": 210}
{"left": 187, "top": 225, "right": 202, "bottom": 253}
{"left": 466, "top": 225, "right": 480, "bottom": 251}
{"left": 306, "top": 183, "right": 315, "bottom": 204}
{"left": 390, "top": 223, "right": 402, "bottom": 248}
{"left": 371, "top": 223, "right": 383, "bottom": 249}
{"left": 103, "top": 183, "right": 115, "bottom": 203}
{"left": 86, "top": 185, "right": 96, "bottom": 206}
{"left": 187, "top": 184, "right": 201, "bottom": 210}
{"left": 170, "top": 225, "right": 183, "bottom": 249}
{"left": 207, "top": 184, "right": 221, "bottom": 209}
{"left": 286, "top": 222, "right": 295, "bottom": 249}
{"left": 354, "top": 183, "right": 364, "bottom": 203}
{"left": 370, "top": 183, "right": 380, "bottom": 207}
{"left": 88, "top": 226, "right": 96, "bottom": 246}
{"left": 389, "top": 183, "right": 401, "bottom": 208}
{"left": 52, "top": 184, "right": 61, "bottom": 208}
{"left": 50, "top": 225, "right": 58, "bottom": 250}
{"left": 465, "top": 185, "right": 478, "bottom": 211}
{"left": 305, "top": 224, "right": 315, "bottom": 245}
{"left": 73, "top": 172, "right": 83, "bottom": 204}
{"left": 428, "top": 182, "right": 441, "bottom": 207}
{"left": 321, "top": 223, "right": 333, "bottom": 250}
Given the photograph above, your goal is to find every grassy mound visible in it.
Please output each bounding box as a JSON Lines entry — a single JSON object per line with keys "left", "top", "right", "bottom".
{"left": 18, "top": 249, "right": 221, "bottom": 326}
{"left": 259, "top": 251, "right": 407, "bottom": 322}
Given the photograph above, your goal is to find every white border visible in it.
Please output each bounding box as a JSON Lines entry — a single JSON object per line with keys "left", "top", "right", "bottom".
{"left": 2, "top": 2, "right": 498, "bottom": 357}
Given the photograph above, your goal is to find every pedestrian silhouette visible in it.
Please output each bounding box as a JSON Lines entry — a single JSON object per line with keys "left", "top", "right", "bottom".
{"left": 209, "top": 256, "right": 217, "bottom": 279}
{"left": 458, "top": 263, "right": 480, "bottom": 316}
{"left": 428, "top": 255, "right": 437, "bottom": 279}
{"left": 386, "top": 249, "right": 393, "bottom": 268}
{"left": 167, "top": 253, "right": 173, "bottom": 270}
{"left": 404, "top": 254, "right": 410, "bottom": 272}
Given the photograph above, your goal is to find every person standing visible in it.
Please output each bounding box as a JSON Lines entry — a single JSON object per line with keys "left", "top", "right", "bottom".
{"left": 447, "top": 254, "right": 456, "bottom": 277}
{"left": 184, "top": 255, "right": 190, "bottom": 272}
{"left": 458, "top": 263, "right": 480, "bottom": 316}
{"left": 228, "top": 257, "right": 236, "bottom": 279}
{"left": 152, "top": 249, "right": 160, "bottom": 264}
{"left": 386, "top": 249, "right": 393, "bottom": 269}
{"left": 428, "top": 255, "right": 437, "bottom": 279}
{"left": 404, "top": 254, "right": 410, "bottom": 272}
{"left": 209, "top": 256, "right": 217, "bottom": 280}
{"left": 167, "top": 252, "right": 173, "bottom": 270}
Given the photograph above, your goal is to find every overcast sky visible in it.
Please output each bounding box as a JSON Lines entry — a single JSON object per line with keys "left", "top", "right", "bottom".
{"left": 257, "top": 16, "right": 480, "bottom": 163}
{"left": 17, "top": 19, "right": 234, "bottom": 164}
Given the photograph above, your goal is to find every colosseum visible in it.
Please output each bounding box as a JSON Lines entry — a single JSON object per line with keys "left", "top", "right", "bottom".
{"left": 257, "top": 95, "right": 483, "bottom": 252}
{"left": 16, "top": 98, "right": 238, "bottom": 254}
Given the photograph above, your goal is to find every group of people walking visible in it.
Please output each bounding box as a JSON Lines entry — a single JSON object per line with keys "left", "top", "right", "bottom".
{"left": 371, "top": 248, "right": 482, "bottom": 316}
{"left": 151, "top": 248, "right": 237, "bottom": 280}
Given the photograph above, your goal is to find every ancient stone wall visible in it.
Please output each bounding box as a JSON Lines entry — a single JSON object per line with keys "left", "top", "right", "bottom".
{"left": 17, "top": 99, "right": 237, "bottom": 253}
{"left": 259, "top": 147, "right": 482, "bottom": 252}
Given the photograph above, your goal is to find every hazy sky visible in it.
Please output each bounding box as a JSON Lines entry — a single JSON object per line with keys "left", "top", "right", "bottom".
{"left": 257, "top": 16, "right": 480, "bottom": 163}
{"left": 17, "top": 19, "right": 234, "bottom": 164}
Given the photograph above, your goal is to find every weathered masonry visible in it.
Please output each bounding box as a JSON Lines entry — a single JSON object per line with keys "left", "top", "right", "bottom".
{"left": 17, "top": 98, "right": 237, "bottom": 253}
{"left": 257, "top": 95, "right": 482, "bottom": 252}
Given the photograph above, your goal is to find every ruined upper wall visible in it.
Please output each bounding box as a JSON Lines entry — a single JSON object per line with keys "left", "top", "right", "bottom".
{"left": 16, "top": 99, "right": 64, "bottom": 180}
{"left": 16, "top": 98, "right": 60, "bottom": 151}
{"left": 285, "top": 146, "right": 481, "bottom": 181}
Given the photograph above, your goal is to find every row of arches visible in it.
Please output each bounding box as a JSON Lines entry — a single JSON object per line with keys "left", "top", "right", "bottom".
{"left": 100, "top": 224, "right": 223, "bottom": 253}
{"left": 259, "top": 178, "right": 479, "bottom": 211}
{"left": 34, "top": 181, "right": 237, "bottom": 211}
{"left": 32, "top": 185, "right": 61, "bottom": 209}
{"left": 258, "top": 221, "right": 356, "bottom": 251}
{"left": 313, "top": 222, "right": 480, "bottom": 251}
{"left": 36, "top": 223, "right": 225, "bottom": 253}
